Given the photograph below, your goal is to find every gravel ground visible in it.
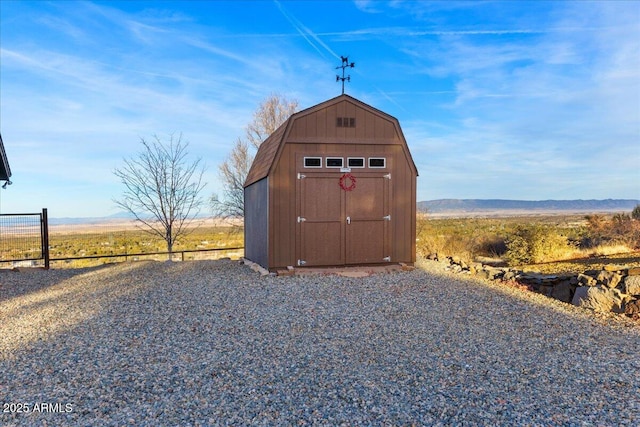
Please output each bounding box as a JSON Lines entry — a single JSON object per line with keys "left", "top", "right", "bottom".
{"left": 1, "top": 259, "right": 638, "bottom": 426}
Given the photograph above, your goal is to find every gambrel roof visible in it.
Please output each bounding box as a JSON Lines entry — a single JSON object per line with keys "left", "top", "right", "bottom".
{"left": 244, "top": 94, "right": 417, "bottom": 187}
{"left": 244, "top": 121, "right": 288, "bottom": 188}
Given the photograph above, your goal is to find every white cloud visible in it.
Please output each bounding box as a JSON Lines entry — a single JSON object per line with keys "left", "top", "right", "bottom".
{"left": 1, "top": 0, "right": 638, "bottom": 216}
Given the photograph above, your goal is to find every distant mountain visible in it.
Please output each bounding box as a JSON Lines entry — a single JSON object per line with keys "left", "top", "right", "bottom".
{"left": 106, "top": 211, "right": 138, "bottom": 219}
{"left": 418, "top": 199, "right": 640, "bottom": 214}
{"left": 48, "top": 211, "right": 208, "bottom": 225}
{"left": 48, "top": 216, "right": 134, "bottom": 226}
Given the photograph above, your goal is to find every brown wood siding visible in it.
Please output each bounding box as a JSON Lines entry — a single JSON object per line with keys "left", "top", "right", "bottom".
{"left": 267, "top": 141, "right": 416, "bottom": 269}
{"left": 390, "top": 146, "right": 417, "bottom": 263}
{"left": 244, "top": 178, "right": 269, "bottom": 268}
{"left": 269, "top": 143, "right": 296, "bottom": 268}
{"left": 288, "top": 100, "right": 401, "bottom": 145}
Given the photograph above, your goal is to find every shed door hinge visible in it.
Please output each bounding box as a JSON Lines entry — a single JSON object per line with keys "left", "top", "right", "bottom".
{"left": 297, "top": 259, "right": 307, "bottom": 266}
{"left": 383, "top": 215, "right": 391, "bottom": 221}
{"left": 383, "top": 256, "right": 391, "bottom": 262}
{"left": 297, "top": 173, "right": 306, "bottom": 179}
{"left": 297, "top": 216, "right": 306, "bottom": 223}
{"left": 384, "top": 174, "right": 391, "bottom": 180}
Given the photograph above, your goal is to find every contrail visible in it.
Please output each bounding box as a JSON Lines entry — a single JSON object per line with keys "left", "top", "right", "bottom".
{"left": 273, "top": 0, "right": 401, "bottom": 109}
{"left": 274, "top": 0, "right": 340, "bottom": 60}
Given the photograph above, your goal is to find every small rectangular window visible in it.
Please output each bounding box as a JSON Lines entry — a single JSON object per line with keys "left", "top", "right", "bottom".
{"left": 368, "top": 157, "right": 386, "bottom": 168}
{"left": 347, "top": 157, "right": 365, "bottom": 168}
{"left": 349, "top": 117, "right": 356, "bottom": 127}
{"left": 304, "top": 157, "right": 322, "bottom": 168}
{"left": 326, "top": 157, "right": 343, "bottom": 168}
{"left": 336, "top": 117, "right": 343, "bottom": 127}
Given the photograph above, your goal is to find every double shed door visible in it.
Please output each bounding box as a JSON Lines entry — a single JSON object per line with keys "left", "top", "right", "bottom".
{"left": 297, "top": 172, "right": 391, "bottom": 266}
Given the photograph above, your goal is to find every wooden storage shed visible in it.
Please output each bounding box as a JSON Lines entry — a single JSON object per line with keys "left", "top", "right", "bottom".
{"left": 243, "top": 94, "right": 418, "bottom": 271}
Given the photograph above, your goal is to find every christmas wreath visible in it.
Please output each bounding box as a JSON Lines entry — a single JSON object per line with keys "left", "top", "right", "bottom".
{"left": 339, "top": 173, "right": 357, "bottom": 191}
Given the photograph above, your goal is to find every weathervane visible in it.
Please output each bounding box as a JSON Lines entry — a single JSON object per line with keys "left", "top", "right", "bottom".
{"left": 336, "top": 56, "right": 355, "bottom": 94}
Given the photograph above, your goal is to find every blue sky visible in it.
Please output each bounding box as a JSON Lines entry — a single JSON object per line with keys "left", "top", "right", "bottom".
{"left": 1, "top": 0, "right": 638, "bottom": 218}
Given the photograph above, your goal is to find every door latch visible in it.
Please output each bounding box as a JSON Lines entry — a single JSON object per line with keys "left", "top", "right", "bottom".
{"left": 346, "top": 216, "right": 351, "bottom": 225}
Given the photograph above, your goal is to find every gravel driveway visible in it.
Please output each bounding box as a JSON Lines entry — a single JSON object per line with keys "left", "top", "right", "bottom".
{"left": 1, "top": 260, "right": 638, "bottom": 426}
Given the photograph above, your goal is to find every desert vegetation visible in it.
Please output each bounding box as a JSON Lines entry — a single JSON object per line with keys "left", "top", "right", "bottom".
{"left": 416, "top": 209, "right": 640, "bottom": 273}
{"left": 0, "top": 221, "right": 243, "bottom": 268}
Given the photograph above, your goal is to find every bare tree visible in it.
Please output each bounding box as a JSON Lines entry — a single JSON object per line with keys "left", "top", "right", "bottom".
{"left": 210, "top": 138, "right": 250, "bottom": 219}
{"left": 114, "top": 133, "right": 206, "bottom": 256}
{"left": 245, "top": 93, "right": 299, "bottom": 149}
{"left": 212, "top": 93, "right": 298, "bottom": 220}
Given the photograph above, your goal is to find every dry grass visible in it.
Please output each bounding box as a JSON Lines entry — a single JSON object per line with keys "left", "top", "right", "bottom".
{"left": 416, "top": 212, "right": 640, "bottom": 272}
{"left": 523, "top": 251, "right": 640, "bottom": 275}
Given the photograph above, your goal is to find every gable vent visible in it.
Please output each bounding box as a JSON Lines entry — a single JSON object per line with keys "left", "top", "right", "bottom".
{"left": 336, "top": 117, "right": 356, "bottom": 128}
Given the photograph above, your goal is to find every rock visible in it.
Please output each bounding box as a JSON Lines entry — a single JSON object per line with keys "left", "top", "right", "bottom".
{"left": 577, "top": 273, "right": 597, "bottom": 287}
{"left": 551, "top": 281, "right": 574, "bottom": 303}
{"left": 596, "top": 270, "right": 622, "bottom": 288}
{"left": 571, "top": 286, "right": 627, "bottom": 313}
{"left": 625, "top": 299, "right": 640, "bottom": 316}
{"left": 469, "top": 262, "right": 483, "bottom": 274}
{"left": 520, "top": 273, "right": 562, "bottom": 288}
{"left": 583, "top": 269, "right": 600, "bottom": 277}
{"left": 622, "top": 275, "right": 640, "bottom": 296}
{"left": 627, "top": 267, "right": 640, "bottom": 276}
{"left": 503, "top": 270, "right": 517, "bottom": 281}
{"left": 427, "top": 253, "right": 438, "bottom": 261}
{"left": 482, "top": 266, "right": 504, "bottom": 280}
{"left": 539, "top": 284, "right": 553, "bottom": 297}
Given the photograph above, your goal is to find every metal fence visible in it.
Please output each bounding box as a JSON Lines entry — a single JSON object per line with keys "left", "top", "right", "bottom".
{"left": 0, "top": 209, "right": 243, "bottom": 268}
{"left": 0, "top": 209, "right": 49, "bottom": 267}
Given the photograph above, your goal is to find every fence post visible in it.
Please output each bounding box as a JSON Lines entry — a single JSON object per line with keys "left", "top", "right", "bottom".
{"left": 41, "top": 208, "right": 50, "bottom": 269}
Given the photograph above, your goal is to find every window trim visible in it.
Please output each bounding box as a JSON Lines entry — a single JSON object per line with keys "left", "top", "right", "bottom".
{"left": 303, "top": 157, "right": 322, "bottom": 168}
{"left": 368, "top": 157, "right": 386, "bottom": 168}
{"left": 347, "top": 157, "right": 365, "bottom": 168}
{"left": 325, "top": 157, "right": 344, "bottom": 168}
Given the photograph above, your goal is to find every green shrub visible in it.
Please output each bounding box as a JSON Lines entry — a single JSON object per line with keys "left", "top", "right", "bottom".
{"left": 504, "top": 225, "right": 570, "bottom": 266}
{"left": 632, "top": 204, "right": 640, "bottom": 221}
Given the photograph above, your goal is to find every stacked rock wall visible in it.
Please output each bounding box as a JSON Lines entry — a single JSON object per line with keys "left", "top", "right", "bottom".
{"left": 427, "top": 253, "right": 640, "bottom": 319}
